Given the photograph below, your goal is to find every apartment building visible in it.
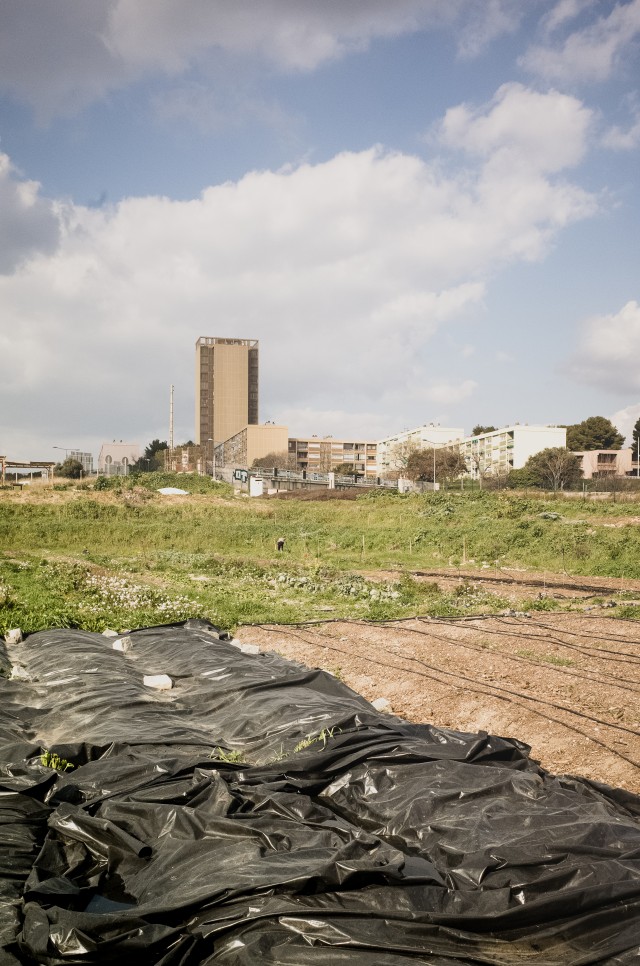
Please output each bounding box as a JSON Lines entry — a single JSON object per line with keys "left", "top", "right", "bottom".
{"left": 288, "top": 437, "right": 378, "bottom": 478}
{"left": 68, "top": 451, "right": 94, "bottom": 475}
{"left": 459, "top": 425, "right": 567, "bottom": 478}
{"left": 376, "top": 425, "right": 464, "bottom": 477}
{"left": 195, "top": 337, "right": 259, "bottom": 446}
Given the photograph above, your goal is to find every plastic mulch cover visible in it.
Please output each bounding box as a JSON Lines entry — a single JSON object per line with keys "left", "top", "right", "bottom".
{"left": 0, "top": 619, "right": 638, "bottom": 964}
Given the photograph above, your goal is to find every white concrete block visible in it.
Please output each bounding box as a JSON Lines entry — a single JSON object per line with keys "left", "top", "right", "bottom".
{"left": 240, "top": 643, "right": 260, "bottom": 655}
{"left": 102, "top": 628, "right": 119, "bottom": 638}
{"left": 5, "top": 628, "right": 23, "bottom": 645}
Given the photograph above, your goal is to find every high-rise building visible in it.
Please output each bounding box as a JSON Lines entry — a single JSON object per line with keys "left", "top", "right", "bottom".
{"left": 195, "top": 337, "right": 259, "bottom": 445}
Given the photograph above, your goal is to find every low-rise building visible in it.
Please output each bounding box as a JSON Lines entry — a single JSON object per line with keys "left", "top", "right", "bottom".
{"left": 97, "top": 441, "right": 140, "bottom": 476}
{"left": 288, "top": 437, "right": 378, "bottom": 478}
{"left": 575, "top": 449, "right": 633, "bottom": 479}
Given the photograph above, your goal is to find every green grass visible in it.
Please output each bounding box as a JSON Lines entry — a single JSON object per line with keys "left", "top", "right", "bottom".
{"left": 1, "top": 483, "right": 640, "bottom": 634}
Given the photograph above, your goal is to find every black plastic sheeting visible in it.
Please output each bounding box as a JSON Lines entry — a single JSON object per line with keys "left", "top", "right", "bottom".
{"left": 0, "top": 618, "right": 638, "bottom": 964}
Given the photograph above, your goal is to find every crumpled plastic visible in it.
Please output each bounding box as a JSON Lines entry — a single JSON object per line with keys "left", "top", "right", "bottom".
{"left": 0, "top": 619, "right": 637, "bottom": 964}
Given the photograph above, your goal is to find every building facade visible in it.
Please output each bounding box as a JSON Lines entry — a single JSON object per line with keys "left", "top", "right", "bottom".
{"left": 97, "top": 442, "right": 140, "bottom": 475}
{"left": 195, "top": 337, "right": 259, "bottom": 446}
{"left": 459, "top": 425, "right": 567, "bottom": 478}
{"left": 69, "top": 451, "right": 94, "bottom": 475}
{"left": 575, "top": 449, "right": 634, "bottom": 479}
{"left": 218, "top": 425, "right": 289, "bottom": 470}
{"left": 288, "top": 437, "right": 378, "bottom": 478}
{"left": 376, "top": 425, "right": 464, "bottom": 477}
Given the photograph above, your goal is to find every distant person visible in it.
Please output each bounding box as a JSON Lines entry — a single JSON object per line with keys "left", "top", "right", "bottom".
{"left": 276, "top": 537, "right": 285, "bottom": 552}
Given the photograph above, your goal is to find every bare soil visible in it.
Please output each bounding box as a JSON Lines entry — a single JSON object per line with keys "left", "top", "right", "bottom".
{"left": 237, "top": 570, "right": 640, "bottom": 794}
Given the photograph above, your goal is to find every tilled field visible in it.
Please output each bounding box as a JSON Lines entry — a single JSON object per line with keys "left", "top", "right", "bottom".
{"left": 238, "top": 609, "right": 640, "bottom": 794}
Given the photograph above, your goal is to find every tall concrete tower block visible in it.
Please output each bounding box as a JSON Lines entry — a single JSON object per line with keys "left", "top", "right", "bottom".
{"left": 195, "top": 337, "right": 259, "bottom": 445}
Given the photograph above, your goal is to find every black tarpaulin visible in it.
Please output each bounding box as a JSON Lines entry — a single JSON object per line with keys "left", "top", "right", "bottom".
{"left": 0, "top": 619, "right": 638, "bottom": 964}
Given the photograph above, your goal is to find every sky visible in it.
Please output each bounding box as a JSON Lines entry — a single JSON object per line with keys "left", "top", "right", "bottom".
{"left": 1, "top": 0, "right": 639, "bottom": 462}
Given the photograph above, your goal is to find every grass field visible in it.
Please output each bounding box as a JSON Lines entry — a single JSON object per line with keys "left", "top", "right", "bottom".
{"left": 2, "top": 474, "right": 640, "bottom": 635}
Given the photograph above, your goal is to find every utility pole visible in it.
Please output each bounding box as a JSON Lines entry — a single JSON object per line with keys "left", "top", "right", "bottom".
{"left": 169, "top": 385, "right": 174, "bottom": 452}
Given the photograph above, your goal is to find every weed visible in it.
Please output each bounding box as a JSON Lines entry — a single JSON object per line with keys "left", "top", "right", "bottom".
{"left": 210, "top": 747, "right": 246, "bottom": 763}
{"left": 40, "top": 750, "right": 74, "bottom": 772}
{"left": 294, "top": 726, "right": 339, "bottom": 754}
{"left": 516, "top": 649, "right": 574, "bottom": 667}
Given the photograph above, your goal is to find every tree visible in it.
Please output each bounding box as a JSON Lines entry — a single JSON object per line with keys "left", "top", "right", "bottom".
{"left": 566, "top": 417, "right": 624, "bottom": 451}
{"left": 251, "top": 451, "right": 296, "bottom": 471}
{"left": 381, "top": 440, "right": 423, "bottom": 480}
{"left": 523, "top": 447, "right": 582, "bottom": 491}
{"left": 631, "top": 417, "right": 640, "bottom": 455}
{"left": 332, "top": 462, "right": 358, "bottom": 476}
{"left": 132, "top": 439, "right": 168, "bottom": 472}
{"left": 471, "top": 425, "right": 497, "bottom": 436}
{"left": 405, "top": 446, "right": 467, "bottom": 483}
{"left": 55, "top": 458, "right": 84, "bottom": 479}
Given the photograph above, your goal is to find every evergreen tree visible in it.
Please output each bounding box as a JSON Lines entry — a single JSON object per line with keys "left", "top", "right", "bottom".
{"left": 566, "top": 417, "right": 624, "bottom": 451}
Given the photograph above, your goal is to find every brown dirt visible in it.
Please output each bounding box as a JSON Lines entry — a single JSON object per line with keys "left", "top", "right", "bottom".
{"left": 237, "top": 606, "right": 640, "bottom": 794}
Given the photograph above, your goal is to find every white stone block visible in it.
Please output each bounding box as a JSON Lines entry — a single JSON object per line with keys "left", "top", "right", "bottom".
{"left": 102, "top": 628, "right": 119, "bottom": 638}
{"left": 112, "top": 637, "right": 131, "bottom": 653}
{"left": 240, "top": 643, "right": 260, "bottom": 655}
{"left": 143, "top": 674, "right": 173, "bottom": 690}
{"left": 5, "top": 628, "right": 23, "bottom": 645}
{"left": 10, "top": 665, "right": 31, "bottom": 681}
{"left": 371, "top": 697, "right": 391, "bottom": 712}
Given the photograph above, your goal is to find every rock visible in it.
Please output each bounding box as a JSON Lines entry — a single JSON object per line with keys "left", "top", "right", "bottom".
{"left": 240, "top": 643, "right": 260, "bottom": 655}
{"left": 112, "top": 637, "right": 131, "bottom": 653}
{"left": 102, "top": 629, "right": 119, "bottom": 638}
{"left": 5, "top": 628, "right": 23, "bottom": 645}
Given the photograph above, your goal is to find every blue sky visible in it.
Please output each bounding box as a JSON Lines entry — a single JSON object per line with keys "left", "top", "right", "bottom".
{"left": 1, "top": 0, "right": 639, "bottom": 461}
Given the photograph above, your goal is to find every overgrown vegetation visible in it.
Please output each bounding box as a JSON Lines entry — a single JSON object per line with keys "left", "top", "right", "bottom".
{"left": 1, "top": 482, "right": 640, "bottom": 634}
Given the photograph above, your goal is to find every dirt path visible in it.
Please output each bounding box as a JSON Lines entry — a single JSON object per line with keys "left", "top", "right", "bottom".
{"left": 237, "top": 610, "right": 640, "bottom": 794}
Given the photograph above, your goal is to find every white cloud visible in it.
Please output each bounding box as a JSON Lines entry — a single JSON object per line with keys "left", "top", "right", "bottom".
{"left": 0, "top": 87, "right": 602, "bottom": 455}
{"left": 420, "top": 380, "right": 478, "bottom": 405}
{"left": 0, "top": 153, "right": 61, "bottom": 273}
{"left": 602, "top": 108, "right": 640, "bottom": 149}
{"left": 567, "top": 300, "right": 640, "bottom": 393}
{"left": 542, "top": 0, "right": 598, "bottom": 36}
{"left": 609, "top": 402, "right": 640, "bottom": 445}
{"left": 521, "top": 0, "right": 640, "bottom": 83}
{"left": 0, "top": 1, "right": 524, "bottom": 118}
{"left": 456, "top": 0, "right": 522, "bottom": 59}
{"left": 437, "top": 83, "right": 593, "bottom": 172}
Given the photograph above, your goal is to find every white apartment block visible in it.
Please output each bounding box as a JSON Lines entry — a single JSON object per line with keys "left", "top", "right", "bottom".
{"left": 460, "top": 425, "right": 567, "bottom": 478}
{"left": 376, "top": 425, "right": 464, "bottom": 476}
